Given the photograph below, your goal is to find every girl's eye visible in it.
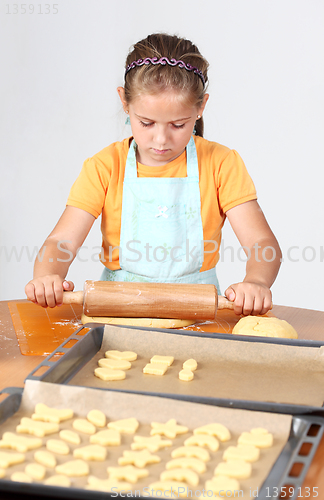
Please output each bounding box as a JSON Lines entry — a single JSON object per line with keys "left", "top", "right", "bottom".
{"left": 140, "top": 121, "right": 153, "bottom": 127}
{"left": 173, "top": 124, "right": 185, "bottom": 129}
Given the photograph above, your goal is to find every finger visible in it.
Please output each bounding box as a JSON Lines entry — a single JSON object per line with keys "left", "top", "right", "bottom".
{"left": 260, "top": 293, "right": 272, "bottom": 315}
{"left": 242, "top": 294, "right": 255, "bottom": 316}
{"left": 224, "top": 286, "right": 236, "bottom": 302}
{"left": 43, "top": 281, "right": 57, "bottom": 308}
{"left": 25, "top": 283, "right": 36, "bottom": 303}
{"left": 63, "top": 280, "right": 74, "bottom": 291}
{"left": 232, "top": 288, "right": 245, "bottom": 316}
{"left": 251, "top": 295, "right": 264, "bottom": 316}
{"left": 34, "top": 283, "right": 48, "bottom": 308}
{"left": 54, "top": 280, "right": 65, "bottom": 307}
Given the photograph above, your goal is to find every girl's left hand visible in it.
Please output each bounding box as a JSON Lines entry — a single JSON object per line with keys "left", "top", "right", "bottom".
{"left": 224, "top": 281, "right": 272, "bottom": 316}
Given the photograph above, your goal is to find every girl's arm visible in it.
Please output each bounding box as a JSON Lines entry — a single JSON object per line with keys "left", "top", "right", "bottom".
{"left": 225, "top": 200, "right": 282, "bottom": 316}
{"left": 25, "top": 206, "right": 96, "bottom": 308}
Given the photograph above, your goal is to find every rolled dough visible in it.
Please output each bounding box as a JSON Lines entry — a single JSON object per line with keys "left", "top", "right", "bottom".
{"left": 81, "top": 313, "right": 195, "bottom": 329}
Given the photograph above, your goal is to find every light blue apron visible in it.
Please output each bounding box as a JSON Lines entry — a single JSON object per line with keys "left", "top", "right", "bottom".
{"left": 101, "top": 136, "right": 220, "bottom": 293}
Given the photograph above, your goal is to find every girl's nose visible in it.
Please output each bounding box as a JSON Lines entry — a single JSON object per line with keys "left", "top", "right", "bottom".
{"left": 154, "top": 126, "right": 168, "bottom": 146}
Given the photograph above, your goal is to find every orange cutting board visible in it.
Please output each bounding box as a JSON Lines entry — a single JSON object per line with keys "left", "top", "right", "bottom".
{"left": 9, "top": 300, "right": 274, "bottom": 356}
{"left": 8, "top": 300, "right": 84, "bottom": 356}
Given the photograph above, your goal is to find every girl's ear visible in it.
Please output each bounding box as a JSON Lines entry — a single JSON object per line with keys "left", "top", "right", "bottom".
{"left": 198, "top": 93, "right": 209, "bottom": 116}
{"left": 117, "top": 87, "right": 128, "bottom": 112}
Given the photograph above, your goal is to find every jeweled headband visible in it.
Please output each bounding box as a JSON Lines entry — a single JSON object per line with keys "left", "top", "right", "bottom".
{"left": 125, "top": 56, "right": 206, "bottom": 87}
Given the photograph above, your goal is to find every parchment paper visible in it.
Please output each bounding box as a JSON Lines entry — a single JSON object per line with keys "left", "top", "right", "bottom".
{"left": 70, "top": 325, "right": 324, "bottom": 407}
{"left": 0, "top": 379, "right": 292, "bottom": 498}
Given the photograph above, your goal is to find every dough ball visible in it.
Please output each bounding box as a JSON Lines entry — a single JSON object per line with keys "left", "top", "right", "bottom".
{"left": 232, "top": 316, "right": 298, "bottom": 339}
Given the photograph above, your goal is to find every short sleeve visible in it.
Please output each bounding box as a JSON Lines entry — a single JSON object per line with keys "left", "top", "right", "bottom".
{"left": 217, "top": 149, "right": 257, "bottom": 213}
{"left": 66, "top": 156, "right": 110, "bottom": 218}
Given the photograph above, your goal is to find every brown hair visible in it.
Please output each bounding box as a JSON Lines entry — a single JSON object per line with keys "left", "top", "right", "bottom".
{"left": 124, "top": 33, "right": 209, "bottom": 137}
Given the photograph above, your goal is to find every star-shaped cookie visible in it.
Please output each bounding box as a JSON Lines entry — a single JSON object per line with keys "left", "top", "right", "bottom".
{"left": 131, "top": 435, "right": 173, "bottom": 452}
{"left": 150, "top": 419, "right": 188, "bottom": 439}
{"left": 107, "top": 465, "right": 149, "bottom": 483}
{"left": 118, "top": 449, "right": 161, "bottom": 468}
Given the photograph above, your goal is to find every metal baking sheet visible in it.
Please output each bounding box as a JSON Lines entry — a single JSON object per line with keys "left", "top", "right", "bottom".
{"left": 25, "top": 325, "right": 324, "bottom": 415}
{"left": 0, "top": 383, "right": 323, "bottom": 500}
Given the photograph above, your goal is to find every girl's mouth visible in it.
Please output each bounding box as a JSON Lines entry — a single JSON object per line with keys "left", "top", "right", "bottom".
{"left": 152, "top": 148, "right": 169, "bottom": 155}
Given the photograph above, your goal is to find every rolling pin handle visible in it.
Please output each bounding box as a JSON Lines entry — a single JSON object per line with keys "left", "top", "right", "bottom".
{"left": 62, "top": 291, "right": 84, "bottom": 306}
{"left": 217, "top": 296, "right": 235, "bottom": 310}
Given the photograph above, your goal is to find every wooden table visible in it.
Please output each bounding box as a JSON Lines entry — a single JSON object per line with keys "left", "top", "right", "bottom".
{"left": 0, "top": 300, "right": 323, "bottom": 498}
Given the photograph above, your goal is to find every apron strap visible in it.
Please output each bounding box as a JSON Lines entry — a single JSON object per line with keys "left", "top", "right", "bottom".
{"left": 124, "top": 136, "right": 199, "bottom": 179}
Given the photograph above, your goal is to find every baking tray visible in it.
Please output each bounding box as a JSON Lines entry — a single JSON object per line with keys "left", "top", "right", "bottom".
{"left": 0, "top": 385, "right": 323, "bottom": 500}
{"left": 25, "top": 324, "right": 324, "bottom": 416}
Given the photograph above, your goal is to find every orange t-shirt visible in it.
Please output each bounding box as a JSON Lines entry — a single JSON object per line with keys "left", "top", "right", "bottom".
{"left": 67, "top": 135, "right": 257, "bottom": 272}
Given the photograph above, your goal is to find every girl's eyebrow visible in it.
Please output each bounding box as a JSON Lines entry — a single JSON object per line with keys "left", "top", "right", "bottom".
{"left": 134, "top": 113, "right": 192, "bottom": 122}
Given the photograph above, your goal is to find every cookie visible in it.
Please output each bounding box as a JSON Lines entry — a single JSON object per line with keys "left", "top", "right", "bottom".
{"left": 87, "top": 409, "right": 107, "bottom": 427}
{"left": 105, "top": 350, "right": 137, "bottom": 361}
{"left": 194, "top": 423, "right": 231, "bottom": 442}
{"left": 214, "top": 459, "right": 252, "bottom": 479}
{"left": 150, "top": 419, "right": 188, "bottom": 439}
{"left": 118, "top": 450, "right": 161, "bottom": 468}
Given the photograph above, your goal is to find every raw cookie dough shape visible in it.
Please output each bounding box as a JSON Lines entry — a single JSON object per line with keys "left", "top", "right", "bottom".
{"left": 166, "top": 457, "right": 206, "bottom": 474}
{"left": 74, "top": 444, "right": 107, "bottom": 461}
{"left": 171, "top": 446, "right": 210, "bottom": 462}
{"left": 238, "top": 428, "right": 273, "bottom": 448}
{"left": 223, "top": 444, "right": 260, "bottom": 462}
{"left": 150, "top": 419, "right": 188, "bottom": 439}
{"left": 131, "top": 435, "right": 173, "bottom": 452}
{"left": 46, "top": 439, "right": 70, "bottom": 455}
{"left": 205, "top": 475, "right": 240, "bottom": 497}
{"left": 214, "top": 459, "right": 252, "bottom": 479}
{"left": 72, "top": 418, "right": 96, "bottom": 435}
{"left": 90, "top": 429, "right": 121, "bottom": 446}
{"left": 105, "top": 350, "right": 137, "bottom": 361}
{"left": 55, "top": 459, "right": 90, "bottom": 477}
{"left": 143, "top": 363, "right": 168, "bottom": 376}
{"left": 183, "top": 359, "right": 197, "bottom": 371}
{"left": 11, "top": 471, "right": 32, "bottom": 483}
{"left": 59, "top": 429, "right": 81, "bottom": 445}
{"left": 25, "top": 463, "right": 46, "bottom": 480}
{"left": 184, "top": 434, "right": 219, "bottom": 451}
{"left": 32, "top": 403, "right": 73, "bottom": 423}
{"left": 160, "top": 467, "right": 199, "bottom": 486}
{"left": 232, "top": 316, "right": 298, "bottom": 339}
{"left": 0, "top": 451, "right": 25, "bottom": 468}
{"left": 82, "top": 313, "right": 195, "bottom": 329}
{"left": 107, "top": 465, "right": 149, "bottom": 483}
{"left": 0, "top": 433, "right": 42, "bottom": 452}
{"left": 118, "top": 450, "right": 161, "bottom": 468}
{"left": 86, "top": 475, "right": 132, "bottom": 492}
{"left": 34, "top": 450, "right": 56, "bottom": 468}
{"left": 149, "top": 481, "right": 188, "bottom": 498}
{"left": 178, "top": 369, "right": 194, "bottom": 381}
{"left": 44, "top": 474, "right": 71, "bottom": 487}
{"left": 108, "top": 418, "right": 139, "bottom": 434}
{"left": 94, "top": 367, "right": 126, "bottom": 381}
{"left": 150, "top": 355, "right": 174, "bottom": 366}
{"left": 16, "top": 417, "right": 59, "bottom": 437}
{"left": 98, "top": 358, "right": 131, "bottom": 371}
{"left": 194, "top": 423, "right": 231, "bottom": 442}
{"left": 87, "top": 409, "right": 107, "bottom": 427}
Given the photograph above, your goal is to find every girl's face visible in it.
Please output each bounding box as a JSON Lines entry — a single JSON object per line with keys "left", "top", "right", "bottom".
{"left": 118, "top": 88, "right": 208, "bottom": 167}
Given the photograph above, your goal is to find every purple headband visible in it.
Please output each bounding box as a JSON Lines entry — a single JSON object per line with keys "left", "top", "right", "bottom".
{"left": 125, "top": 56, "right": 206, "bottom": 87}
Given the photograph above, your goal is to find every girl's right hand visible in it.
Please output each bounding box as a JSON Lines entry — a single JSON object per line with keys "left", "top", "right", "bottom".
{"left": 25, "top": 275, "right": 75, "bottom": 308}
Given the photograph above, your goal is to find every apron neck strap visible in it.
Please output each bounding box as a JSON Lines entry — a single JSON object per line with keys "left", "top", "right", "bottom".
{"left": 125, "top": 136, "right": 199, "bottom": 179}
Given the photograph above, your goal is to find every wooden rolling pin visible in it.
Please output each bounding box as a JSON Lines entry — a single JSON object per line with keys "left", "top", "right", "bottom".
{"left": 62, "top": 280, "right": 234, "bottom": 320}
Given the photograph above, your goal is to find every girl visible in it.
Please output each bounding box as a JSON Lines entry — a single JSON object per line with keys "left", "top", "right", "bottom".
{"left": 25, "top": 33, "right": 281, "bottom": 316}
